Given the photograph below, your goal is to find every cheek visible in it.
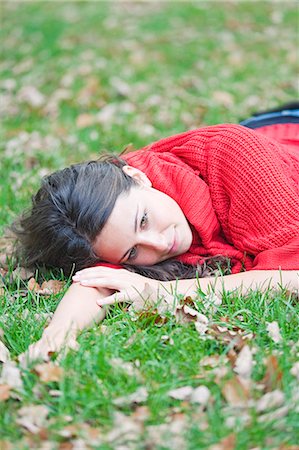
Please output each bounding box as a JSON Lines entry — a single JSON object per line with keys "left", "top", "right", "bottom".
{"left": 135, "top": 250, "right": 162, "bottom": 266}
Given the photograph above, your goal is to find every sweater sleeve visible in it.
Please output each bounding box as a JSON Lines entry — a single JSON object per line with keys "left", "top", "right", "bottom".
{"left": 204, "top": 125, "right": 299, "bottom": 269}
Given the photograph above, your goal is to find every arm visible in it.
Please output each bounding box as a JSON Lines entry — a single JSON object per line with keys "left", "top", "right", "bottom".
{"left": 72, "top": 267, "right": 299, "bottom": 306}
{"left": 20, "top": 282, "right": 112, "bottom": 362}
{"left": 164, "top": 269, "right": 299, "bottom": 298}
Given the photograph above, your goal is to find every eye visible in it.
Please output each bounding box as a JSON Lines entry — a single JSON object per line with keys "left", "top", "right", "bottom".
{"left": 128, "top": 246, "right": 138, "bottom": 261}
{"left": 140, "top": 211, "right": 148, "bottom": 229}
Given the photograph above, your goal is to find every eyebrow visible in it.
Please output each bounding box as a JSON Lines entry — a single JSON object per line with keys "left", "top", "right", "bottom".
{"left": 120, "top": 204, "right": 139, "bottom": 263}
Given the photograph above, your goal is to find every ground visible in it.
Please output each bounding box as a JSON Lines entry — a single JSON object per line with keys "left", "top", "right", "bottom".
{"left": 0, "top": 2, "right": 298, "bottom": 449}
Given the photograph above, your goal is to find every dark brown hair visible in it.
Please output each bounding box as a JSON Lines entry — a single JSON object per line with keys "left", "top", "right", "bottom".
{"left": 13, "top": 155, "right": 230, "bottom": 280}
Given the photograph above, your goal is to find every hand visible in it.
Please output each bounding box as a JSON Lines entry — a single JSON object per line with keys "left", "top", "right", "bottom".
{"left": 19, "top": 326, "right": 79, "bottom": 366}
{"left": 72, "top": 267, "right": 160, "bottom": 306}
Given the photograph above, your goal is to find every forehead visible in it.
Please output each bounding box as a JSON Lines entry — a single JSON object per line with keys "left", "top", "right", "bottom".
{"left": 92, "top": 187, "right": 143, "bottom": 262}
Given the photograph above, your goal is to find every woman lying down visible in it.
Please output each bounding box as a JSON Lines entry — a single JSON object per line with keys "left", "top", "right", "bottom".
{"left": 13, "top": 106, "right": 299, "bottom": 361}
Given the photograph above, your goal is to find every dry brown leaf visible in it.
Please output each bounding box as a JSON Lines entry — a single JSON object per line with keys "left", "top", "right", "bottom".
{"left": 202, "top": 292, "right": 222, "bottom": 314}
{"left": 11, "top": 266, "right": 34, "bottom": 281}
{"left": 176, "top": 304, "right": 208, "bottom": 327}
{"left": 256, "top": 389, "right": 285, "bottom": 412}
{"left": 131, "top": 405, "right": 150, "bottom": 423}
{"left": 261, "top": 355, "right": 283, "bottom": 392}
{"left": 200, "top": 355, "right": 222, "bottom": 368}
{"left": 168, "top": 386, "right": 193, "bottom": 401}
{"left": 27, "top": 278, "right": 65, "bottom": 296}
{"left": 76, "top": 113, "right": 96, "bottom": 128}
{"left": 41, "top": 279, "right": 65, "bottom": 294}
{"left": 233, "top": 345, "right": 253, "bottom": 380}
{"left": 120, "top": 142, "right": 137, "bottom": 156}
{"left": 34, "top": 362, "right": 64, "bottom": 382}
{"left": 258, "top": 405, "right": 289, "bottom": 423}
{"left": 0, "top": 361, "right": 23, "bottom": 390}
{"left": 18, "top": 85, "right": 45, "bottom": 108}
{"left": 266, "top": 321, "right": 282, "bottom": 343}
{"left": 106, "top": 411, "right": 143, "bottom": 444}
{"left": 28, "top": 278, "right": 41, "bottom": 292}
{"left": 221, "top": 376, "right": 250, "bottom": 407}
{"left": 58, "top": 423, "right": 80, "bottom": 438}
{"left": 80, "top": 423, "right": 103, "bottom": 446}
{"left": 208, "top": 433, "right": 236, "bottom": 450}
{"left": 290, "top": 361, "right": 299, "bottom": 380}
{"left": 0, "top": 384, "right": 11, "bottom": 401}
{"left": 16, "top": 404, "right": 49, "bottom": 434}
{"left": 0, "top": 441, "right": 14, "bottom": 450}
{"left": 145, "top": 413, "right": 188, "bottom": 450}
{"left": 0, "top": 235, "right": 15, "bottom": 268}
{"left": 0, "top": 340, "right": 10, "bottom": 363}
{"left": 208, "top": 321, "right": 253, "bottom": 352}
{"left": 109, "top": 357, "right": 141, "bottom": 378}
{"left": 113, "top": 386, "right": 148, "bottom": 406}
{"left": 212, "top": 91, "right": 234, "bottom": 107}
{"left": 190, "top": 386, "right": 211, "bottom": 406}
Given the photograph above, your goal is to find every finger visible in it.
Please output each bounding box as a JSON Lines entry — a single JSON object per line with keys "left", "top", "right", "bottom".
{"left": 74, "top": 267, "right": 125, "bottom": 278}
{"left": 79, "top": 278, "right": 125, "bottom": 290}
{"left": 73, "top": 272, "right": 113, "bottom": 282}
{"left": 97, "top": 292, "right": 132, "bottom": 306}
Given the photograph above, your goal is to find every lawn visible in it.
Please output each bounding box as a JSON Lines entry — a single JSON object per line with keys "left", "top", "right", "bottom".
{"left": 0, "top": 1, "right": 299, "bottom": 449}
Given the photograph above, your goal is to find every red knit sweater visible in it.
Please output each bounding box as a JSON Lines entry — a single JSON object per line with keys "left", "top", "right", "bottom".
{"left": 123, "top": 124, "right": 299, "bottom": 272}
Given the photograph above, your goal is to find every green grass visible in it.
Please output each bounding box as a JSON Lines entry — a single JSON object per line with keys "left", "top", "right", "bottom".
{"left": 1, "top": 1, "right": 299, "bottom": 449}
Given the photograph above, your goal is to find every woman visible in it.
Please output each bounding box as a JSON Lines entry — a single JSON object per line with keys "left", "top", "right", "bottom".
{"left": 15, "top": 106, "right": 299, "bottom": 361}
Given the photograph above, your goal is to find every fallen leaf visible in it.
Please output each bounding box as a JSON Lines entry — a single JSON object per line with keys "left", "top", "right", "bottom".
{"left": 221, "top": 376, "right": 250, "bottom": 407}
{"left": 145, "top": 413, "right": 187, "bottom": 449}
{"left": 131, "top": 405, "right": 150, "bottom": 423}
{"left": 261, "top": 355, "right": 283, "bottom": 392}
{"left": 202, "top": 292, "right": 222, "bottom": 314}
{"left": 113, "top": 386, "right": 148, "bottom": 406}
{"left": 208, "top": 322, "right": 252, "bottom": 352}
{"left": 233, "top": 345, "right": 253, "bottom": 379}
{"left": 34, "top": 362, "right": 64, "bottom": 382}
{"left": 28, "top": 278, "right": 41, "bottom": 292}
{"left": 106, "top": 411, "right": 143, "bottom": 444}
{"left": 27, "top": 278, "right": 65, "bottom": 296}
{"left": 58, "top": 424, "right": 80, "bottom": 438}
{"left": 290, "top": 361, "right": 299, "bottom": 380}
{"left": 76, "top": 113, "right": 95, "bottom": 128}
{"left": 200, "top": 355, "right": 222, "bottom": 368}
{"left": 212, "top": 91, "right": 234, "bottom": 107}
{"left": 0, "top": 441, "right": 13, "bottom": 450}
{"left": 175, "top": 304, "right": 209, "bottom": 326}
{"left": 16, "top": 404, "right": 49, "bottom": 434}
{"left": 0, "top": 340, "right": 10, "bottom": 363}
{"left": 258, "top": 405, "right": 289, "bottom": 423}
{"left": 109, "top": 357, "right": 141, "bottom": 378}
{"left": 11, "top": 266, "right": 34, "bottom": 281}
{"left": 266, "top": 321, "right": 282, "bottom": 343}
{"left": 18, "top": 85, "right": 45, "bottom": 108}
{"left": 0, "top": 361, "right": 23, "bottom": 390}
{"left": 208, "top": 433, "right": 236, "bottom": 450}
{"left": 0, "top": 384, "right": 11, "bottom": 401}
{"left": 120, "top": 142, "right": 137, "bottom": 156}
{"left": 256, "top": 389, "right": 285, "bottom": 412}
{"left": 168, "top": 386, "right": 193, "bottom": 401}
{"left": 190, "top": 385, "right": 211, "bottom": 406}
{"left": 41, "top": 280, "right": 65, "bottom": 294}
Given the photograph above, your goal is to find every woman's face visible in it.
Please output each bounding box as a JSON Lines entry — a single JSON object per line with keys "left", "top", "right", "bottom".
{"left": 93, "top": 166, "right": 193, "bottom": 266}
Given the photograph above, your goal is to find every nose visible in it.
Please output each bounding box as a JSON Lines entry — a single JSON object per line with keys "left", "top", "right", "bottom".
{"left": 138, "top": 231, "right": 168, "bottom": 252}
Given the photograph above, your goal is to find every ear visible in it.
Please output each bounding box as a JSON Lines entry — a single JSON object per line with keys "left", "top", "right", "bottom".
{"left": 122, "top": 165, "right": 152, "bottom": 187}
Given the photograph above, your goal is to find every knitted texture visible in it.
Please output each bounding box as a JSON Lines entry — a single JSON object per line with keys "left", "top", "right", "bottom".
{"left": 123, "top": 124, "right": 299, "bottom": 272}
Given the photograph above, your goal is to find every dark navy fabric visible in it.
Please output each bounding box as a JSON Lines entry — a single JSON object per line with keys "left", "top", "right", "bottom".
{"left": 240, "top": 109, "right": 299, "bottom": 129}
